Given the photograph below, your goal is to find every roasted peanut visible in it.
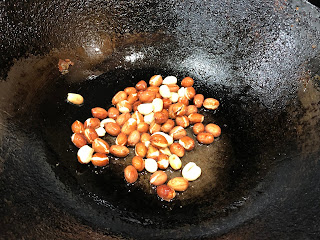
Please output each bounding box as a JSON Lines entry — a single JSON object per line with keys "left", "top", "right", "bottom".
{"left": 205, "top": 123, "right": 221, "bottom": 137}
{"left": 145, "top": 158, "right": 158, "bottom": 173}
{"left": 146, "top": 145, "right": 160, "bottom": 160}
{"left": 132, "top": 156, "right": 145, "bottom": 171}
{"left": 185, "top": 87, "right": 196, "bottom": 100}
{"left": 135, "top": 142, "right": 147, "bottom": 158}
{"left": 171, "top": 103, "right": 187, "bottom": 117}
{"left": 197, "top": 132, "right": 214, "bottom": 144}
{"left": 157, "top": 185, "right": 176, "bottom": 201}
{"left": 193, "top": 123, "right": 205, "bottom": 135}
{"left": 110, "top": 145, "right": 130, "bottom": 157}
{"left": 108, "top": 107, "right": 120, "bottom": 120}
{"left": 104, "top": 122, "right": 121, "bottom": 136}
{"left": 175, "top": 116, "right": 190, "bottom": 128}
{"left": 84, "top": 118, "right": 100, "bottom": 129}
{"left": 124, "top": 87, "right": 137, "bottom": 95}
{"left": 169, "top": 142, "right": 185, "bottom": 157}
{"left": 153, "top": 132, "right": 173, "bottom": 146}
{"left": 91, "top": 153, "right": 109, "bottom": 167}
{"left": 116, "top": 112, "right": 131, "bottom": 127}
{"left": 67, "top": 93, "right": 84, "bottom": 105}
{"left": 161, "top": 119, "right": 175, "bottom": 133}
{"left": 150, "top": 171, "right": 167, "bottom": 186}
{"left": 162, "top": 98, "right": 172, "bottom": 109}
{"left": 179, "top": 136, "right": 195, "bottom": 151}
{"left": 148, "top": 86, "right": 160, "bottom": 93}
{"left": 169, "top": 154, "right": 182, "bottom": 170}
{"left": 182, "top": 162, "right": 201, "bottom": 181}
{"left": 139, "top": 90, "right": 156, "bottom": 103}
{"left": 181, "top": 76, "right": 194, "bottom": 87}
{"left": 112, "top": 91, "right": 127, "bottom": 105}
{"left": 91, "top": 107, "right": 108, "bottom": 119}
{"left": 149, "top": 121, "right": 161, "bottom": 135}
{"left": 116, "top": 100, "right": 132, "bottom": 113}
{"left": 150, "top": 134, "right": 168, "bottom": 148}
{"left": 84, "top": 128, "right": 99, "bottom": 143}
{"left": 127, "top": 93, "right": 139, "bottom": 104}
{"left": 167, "top": 177, "right": 189, "bottom": 191}
{"left": 77, "top": 145, "right": 94, "bottom": 164}
{"left": 121, "top": 118, "right": 137, "bottom": 135}
{"left": 169, "top": 126, "right": 187, "bottom": 140}
{"left": 193, "top": 94, "right": 204, "bottom": 108}
{"left": 71, "top": 133, "right": 87, "bottom": 148}
{"left": 186, "top": 105, "right": 198, "bottom": 115}
{"left": 203, "top": 98, "right": 219, "bottom": 110}
{"left": 124, "top": 165, "right": 138, "bottom": 183}
{"left": 149, "top": 75, "right": 163, "bottom": 87}
{"left": 131, "top": 111, "right": 144, "bottom": 124}
{"left": 135, "top": 80, "right": 147, "bottom": 91}
{"left": 137, "top": 122, "right": 149, "bottom": 133}
{"left": 167, "top": 84, "right": 180, "bottom": 92}
{"left": 188, "top": 113, "right": 204, "bottom": 124}
{"left": 178, "top": 96, "right": 189, "bottom": 106}
{"left": 100, "top": 118, "right": 116, "bottom": 127}
{"left": 71, "top": 120, "right": 85, "bottom": 134}
{"left": 140, "top": 133, "right": 151, "bottom": 147}
{"left": 92, "top": 138, "right": 110, "bottom": 154}
{"left": 159, "top": 147, "right": 172, "bottom": 156}
{"left": 127, "top": 130, "right": 141, "bottom": 146}
{"left": 157, "top": 154, "right": 170, "bottom": 170}
{"left": 154, "top": 109, "right": 169, "bottom": 125}
{"left": 116, "top": 132, "right": 128, "bottom": 146}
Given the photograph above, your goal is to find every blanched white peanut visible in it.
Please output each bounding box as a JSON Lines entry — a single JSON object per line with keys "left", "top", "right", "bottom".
{"left": 159, "top": 85, "right": 171, "bottom": 98}
{"left": 144, "top": 112, "right": 155, "bottom": 125}
{"left": 170, "top": 92, "right": 179, "bottom": 103}
{"left": 178, "top": 87, "right": 186, "bottom": 98}
{"left": 152, "top": 132, "right": 173, "bottom": 146}
{"left": 169, "top": 154, "right": 182, "bottom": 170}
{"left": 77, "top": 145, "right": 94, "bottom": 164}
{"left": 163, "top": 76, "right": 177, "bottom": 85}
{"left": 145, "top": 158, "right": 158, "bottom": 173}
{"left": 67, "top": 93, "right": 84, "bottom": 105}
{"left": 95, "top": 126, "right": 106, "bottom": 137}
{"left": 152, "top": 98, "right": 163, "bottom": 113}
{"left": 137, "top": 103, "right": 154, "bottom": 115}
{"left": 182, "top": 162, "right": 201, "bottom": 181}
{"left": 100, "top": 118, "right": 116, "bottom": 127}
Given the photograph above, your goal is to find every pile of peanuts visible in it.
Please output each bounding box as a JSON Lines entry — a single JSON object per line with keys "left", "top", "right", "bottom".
{"left": 70, "top": 75, "right": 221, "bottom": 201}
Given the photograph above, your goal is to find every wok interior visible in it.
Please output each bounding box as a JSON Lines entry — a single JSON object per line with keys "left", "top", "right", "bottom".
{"left": 13, "top": 65, "right": 299, "bottom": 226}
{"left": 1, "top": 0, "right": 320, "bottom": 239}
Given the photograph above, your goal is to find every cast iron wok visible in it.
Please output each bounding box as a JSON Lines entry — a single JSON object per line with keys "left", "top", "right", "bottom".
{"left": 1, "top": 0, "right": 320, "bottom": 239}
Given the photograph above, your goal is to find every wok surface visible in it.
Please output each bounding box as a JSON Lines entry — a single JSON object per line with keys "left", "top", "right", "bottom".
{"left": 0, "top": 0, "right": 320, "bottom": 239}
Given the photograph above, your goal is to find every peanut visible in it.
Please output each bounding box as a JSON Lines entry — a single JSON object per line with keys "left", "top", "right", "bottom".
{"left": 205, "top": 123, "right": 221, "bottom": 137}
{"left": 182, "top": 162, "right": 201, "bottom": 181}
{"left": 67, "top": 93, "right": 84, "bottom": 105}
{"left": 203, "top": 98, "right": 219, "bottom": 110}
{"left": 124, "top": 165, "right": 138, "bottom": 183}
{"left": 197, "top": 132, "right": 214, "bottom": 144}
{"left": 110, "top": 145, "right": 130, "bottom": 157}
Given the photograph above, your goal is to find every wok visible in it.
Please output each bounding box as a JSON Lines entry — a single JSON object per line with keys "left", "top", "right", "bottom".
{"left": 1, "top": 0, "right": 320, "bottom": 239}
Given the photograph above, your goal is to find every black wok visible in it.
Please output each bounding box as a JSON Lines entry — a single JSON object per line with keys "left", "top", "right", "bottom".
{"left": 1, "top": 0, "right": 320, "bottom": 239}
